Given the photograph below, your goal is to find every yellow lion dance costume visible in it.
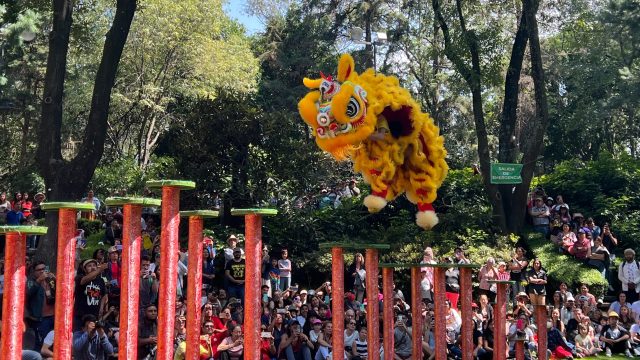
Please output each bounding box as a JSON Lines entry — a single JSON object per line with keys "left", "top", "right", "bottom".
{"left": 298, "top": 54, "right": 448, "bottom": 229}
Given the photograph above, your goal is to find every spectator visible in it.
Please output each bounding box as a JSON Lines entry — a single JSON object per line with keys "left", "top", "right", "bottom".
{"left": 572, "top": 213, "right": 585, "bottom": 232}
{"left": 618, "top": 249, "right": 640, "bottom": 304}
{"left": 225, "top": 248, "right": 246, "bottom": 303}
{"left": 509, "top": 247, "right": 529, "bottom": 299}
{"left": 6, "top": 202, "right": 25, "bottom": 225}
{"left": 556, "top": 223, "right": 576, "bottom": 251}
{"left": 609, "top": 292, "right": 631, "bottom": 315}
{"left": 586, "top": 236, "right": 610, "bottom": 283}
{"left": 526, "top": 259, "right": 547, "bottom": 306}
{"left": 393, "top": 315, "right": 412, "bottom": 360}
{"left": 577, "top": 284, "right": 598, "bottom": 309}
{"left": 600, "top": 311, "right": 633, "bottom": 357}
{"left": 40, "top": 329, "right": 54, "bottom": 359}
{"left": 21, "top": 192, "right": 33, "bottom": 218}
{"left": 445, "top": 299, "right": 462, "bottom": 333}
{"left": 478, "top": 257, "right": 497, "bottom": 302}
{"left": 477, "top": 294, "right": 493, "bottom": 329}
{"left": 314, "top": 321, "right": 335, "bottom": 360}
{"left": 279, "top": 249, "right": 293, "bottom": 292}
{"left": 351, "top": 325, "right": 368, "bottom": 360}
{"left": 26, "top": 261, "right": 56, "bottom": 350}
{"left": 513, "top": 292, "right": 533, "bottom": 319}
{"left": 600, "top": 223, "right": 619, "bottom": 260}
{"left": 507, "top": 314, "right": 535, "bottom": 359}
{"left": 73, "top": 259, "right": 108, "bottom": 331}
{"left": 569, "top": 228, "right": 591, "bottom": 260}
{"left": 552, "top": 195, "right": 570, "bottom": 212}
{"left": 348, "top": 180, "right": 361, "bottom": 197}
{"left": 547, "top": 321, "right": 574, "bottom": 359}
{"left": 630, "top": 317, "right": 640, "bottom": 356}
{"left": 11, "top": 191, "right": 22, "bottom": 209}
{"left": 0, "top": 191, "right": 11, "bottom": 224}
{"left": 585, "top": 217, "right": 601, "bottom": 243}
{"left": 203, "top": 247, "right": 216, "bottom": 292}
{"left": 348, "top": 252, "right": 366, "bottom": 303}
{"left": 217, "top": 324, "right": 244, "bottom": 360}
{"left": 344, "top": 316, "right": 358, "bottom": 354}
{"left": 105, "top": 246, "right": 121, "bottom": 305}
{"left": 103, "top": 220, "right": 121, "bottom": 246}
{"left": 529, "top": 197, "right": 550, "bottom": 237}
{"left": 259, "top": 326, "right": 277, "bottom": 360}
{"left": 223, "top": 235, "right": 243, "bottom": 267}
{"left": 444, "top": 256, "right": 461, "bottom": 309}
{"left": 72, "top": 314, "right": 114, "bottom": 360}
{"left": 138, "top": 304, "right": 158, "bottom": 359}
{"left": 260, "top": 245, "right": 271, "bottom": 295}
{"left": 139, "top": 255, "right": 159, "bottom": 310}
{"left": 31, "top": 192, "right": 45, "bottom": 220}
{"left": 279, "top": 320, "right": 313, "bottom": 360}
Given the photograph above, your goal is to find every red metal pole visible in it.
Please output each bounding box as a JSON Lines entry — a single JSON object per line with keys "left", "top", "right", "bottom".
{"left": 1, "top": 232, "right": 26, "bottom": 360}
{"left": 54, "top": 208, "right": 79, "bottom": 360}
{"left": 433, "top": 267, "right": 447, "bottom": 360}
{"left": 459, "top": 267, "right": 473, "bottom": 360}
{"left": 244, "top": 214, "right": 262, "bottom": 360}
{"left": 515, "top": 340, "right": 525, "bottom": 360}
{"left": 536, "top": 305, "right": 547, "bottom": 360}
{"left": 411, "top": 266, "right": 423, "bottom": 360}
{"left": 118, "top": 204, "right": 143, "bottom": 360}
{"left": 493, "top": 283, "right": 507, "bottom": 360}
{"left": 331, "top": 247, "right": 345, "bottom": 358}
{"left": 365, "top": 249, "right": 379, "bottom": 360}
{"left": 382, "top": 267, "right": 394, "bottom": 360}
{"left": 157, "top": 186, "right": 181, "bottom": 360}
{"left": 185, "top": 215, "right": 204, "bottom": 360}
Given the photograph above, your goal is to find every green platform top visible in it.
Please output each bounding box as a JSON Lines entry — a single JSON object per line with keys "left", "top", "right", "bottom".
{"left": 318, "top": 242, "right": 391, "bottom": 250}
{"left": 41, "top": 202, "right": 96, "bottom": 211}
{"left": 379, "top": 262, "right": 479, "bottom": 269}
{"left": 487, "top": 280, "right": 516, "bottom": 285}
{"left": 0, "top": 226, "right": 48, "bottom": 235}
{"left": 180, "top": 210, "right": 220, "bottom": 218}
{"left": 230, "top": 208, "right": 278, "bottom": 216}
{"left": 105, "top": 197, "right": 162, "bottom": 207}
{"left": 145, "top": 180, "right": 196, "bottom": 190}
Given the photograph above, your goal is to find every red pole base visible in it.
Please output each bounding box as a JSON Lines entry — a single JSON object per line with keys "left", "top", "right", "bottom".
{"left": 244, "top": 214, "right": 262, "bottom": 360}
{"left": 433, "top": 267, "right": 447, "bottom": 360}
{"left": 1, "top": 232, "right": 27, "bottom": 360}
{"left": 411, "top": 266, "right": 423, "bottom": 360}
{"left": 382, "top": 268, "right": 394, "bottom": 360}
{"left": 186, "top": 216, "right": 205, "bottom": 360}
{"left": 53, "top": 208, "right": 79, "bottom": 360}
{"left": 119, "top": 204, "right": 143, "bottom": 360}
{"left": 365, "top": 249, "right": 379, "bottom": 360}
{"left": 331, "top": 247, "right": 345, "bottom": 358}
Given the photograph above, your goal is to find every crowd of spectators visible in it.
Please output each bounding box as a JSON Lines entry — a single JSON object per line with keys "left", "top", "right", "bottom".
{"left": 2, "top": 186, "right": 640, "bottom": 360}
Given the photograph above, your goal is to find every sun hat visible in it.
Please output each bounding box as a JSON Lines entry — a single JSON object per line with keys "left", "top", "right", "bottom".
{"left": 82, "top": 258, "right": 98, "bottom": 269}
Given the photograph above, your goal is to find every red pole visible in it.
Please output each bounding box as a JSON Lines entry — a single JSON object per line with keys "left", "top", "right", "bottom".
{"left": 433, "top": 267, "right": 447, "bottom": 360}
{"left": 331, "top": 247, "right": 345, "bottom": 358}
{"left": 459, "top": 267, "right": 473, "bottom": 360}
{"left": 515, "top": 340, "right": 525, "bottom": 360}
{"left": 244, "top": 214, "right": 262, "bottom": 360}
{"left": 536, "top": 305, "right": 547, "bottom": 360}
{"left": 382, "top": 267, "right": 394, "bottom": 360}
{"left": 118, "top": 204, "right": 143, "bottom": 360}
{"left": 411, "top": 266, "right": 423, "bottom": 360}
{"left": 365, "top": 249, "right": 379, "bottom": 360}
{"left": 157, "top": 186, "right": 181, "bottom": 360}
{"left": 1, "top": 232, "right": 26, "bottom": 360}
{"left": 185, "top": 215, "right": 204, "bottom": 360}
{"left": 493, "top": 283, "right": 507, "bottom": 360}
{"left": 54, "top": 208, "right": 80, "bottom": 360}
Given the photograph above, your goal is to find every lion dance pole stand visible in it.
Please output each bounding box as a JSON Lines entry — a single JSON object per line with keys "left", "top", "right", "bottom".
{"left": 0, "top": 226, "right": 47, "bottom": 360}
{"left": 319, "top": 243, "right": 389, "bottom": 359}
{"left": 488, "top": 280, "right": 515, "bottom": 360}
{"left": 180, "top": 210, "right": 220, "bottom": 360}
{"left": 380, "top": 262, "right": 478, "bottom": 359}
{"left": 105, "top": 197, "right": 161, "bottom": 360}
{"left": 146, "top": 180, "right": 195, "bottom": 360}
{"left": 41, "top": 202, "right": 96, "bottom": 360}
{"left": 231, "top": 208, "right": 278, "bottom": 360}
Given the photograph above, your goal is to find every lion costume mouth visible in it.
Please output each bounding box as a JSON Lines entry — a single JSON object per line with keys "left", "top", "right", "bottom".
{"left": 315, "top": 112, "right": 366, "bottom": 139}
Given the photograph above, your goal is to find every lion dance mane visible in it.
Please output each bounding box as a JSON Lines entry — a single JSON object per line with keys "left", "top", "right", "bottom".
{"left": 298, "top": 54, "right": 449, "bottom": 229}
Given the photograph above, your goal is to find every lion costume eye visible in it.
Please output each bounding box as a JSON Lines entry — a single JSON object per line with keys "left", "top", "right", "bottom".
{"left": 346, "top": 97, "right": 360, "bottom": 118}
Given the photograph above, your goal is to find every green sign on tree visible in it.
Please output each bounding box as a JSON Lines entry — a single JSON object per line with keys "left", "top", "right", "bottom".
{"left": 490, "top": 163, "right": 523, "bottom": 184}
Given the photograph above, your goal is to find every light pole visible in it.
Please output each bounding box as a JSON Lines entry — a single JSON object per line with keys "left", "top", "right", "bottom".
{"left": 349, "top": 26, "right": 387, "bottom": 73}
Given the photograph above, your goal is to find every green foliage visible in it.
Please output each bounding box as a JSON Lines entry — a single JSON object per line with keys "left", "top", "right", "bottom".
{"left": 536, "top": 153, "right": 640, "bottom": 251}
{"left": 77, "top": 219, "right": 103, "bottom": 237}
{"left": 91, "top": 156, "right": 178, "bottom": 199}
{"left": 81, "top": 230, "right": 107, "bottom": 258}
{"left": 526, "top": 232, "right": 608, "bottom": 298}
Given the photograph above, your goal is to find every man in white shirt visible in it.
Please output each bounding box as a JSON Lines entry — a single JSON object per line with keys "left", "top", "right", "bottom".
{"left": 618, "top": 248, "right": 640, "bottom": 303}
{"left": 223, "top": 235, "right": 243, "bottom": 267}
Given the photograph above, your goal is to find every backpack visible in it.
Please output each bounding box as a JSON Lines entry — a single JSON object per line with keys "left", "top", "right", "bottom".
{"left": 621, "top": 260, "right": 640, "bottom": 271}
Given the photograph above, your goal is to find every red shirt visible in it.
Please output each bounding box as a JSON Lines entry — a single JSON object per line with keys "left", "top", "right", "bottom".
{"left": 260, "top": 339, "right": 273, "bottom": 360}
{"left": 110, "top": 261, "right": 121, "bottom": 287}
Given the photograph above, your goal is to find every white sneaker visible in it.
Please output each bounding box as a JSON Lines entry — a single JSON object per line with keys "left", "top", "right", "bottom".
{"left": 634, "top": 348, "right": 640, "bottom": 356}
{"left": 625, "top": 349, "right": 633, "bottom": 358}
{"left": 606, "top": 348, "right": 612, "bottom": 357}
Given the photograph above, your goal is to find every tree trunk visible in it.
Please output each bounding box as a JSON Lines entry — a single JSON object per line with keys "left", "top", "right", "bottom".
{"left": 35, "top": 0, "right": 138, "bottom": 267}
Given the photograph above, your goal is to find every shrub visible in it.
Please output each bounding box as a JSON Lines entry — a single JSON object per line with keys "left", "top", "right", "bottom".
{"left": 525, "top": 232, "right": 608, "bottom": 298}
{"left": 77, "top": 219, "right": 103, "bottom": 237}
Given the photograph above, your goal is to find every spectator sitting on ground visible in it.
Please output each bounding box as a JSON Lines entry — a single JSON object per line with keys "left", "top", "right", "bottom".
{"left": 609, "top": 292, "right": 631, "bottom": 315}
{"left": 600, "top": 311, "right": 633, "bottom": 357}
{"left": 72, "top": 314, "right": 114, "bottom": 360}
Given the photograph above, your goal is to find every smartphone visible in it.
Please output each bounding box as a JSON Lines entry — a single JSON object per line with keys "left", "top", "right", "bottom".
{"left": 260, "top": 332, "right": 272, "bottom": 338}
{"left": 262, "top": 294, "right": 269, "bottom": 303}
{"left": 291, "top": 286, "right": 298, "bottom": 292}
{"left": 44, "top": 265, "right": 50, "bottom": 273}
{"left": 360, "top": 304, "right": 365, "bottom": 312}
{"left": 324, "top": 295, "right": 330, "bottom": 304}
{"left": 116, "top": 244, "right": 123, "bottom": 251}
{"left": 276, "top": 308, "right": 287, "bottom": 314}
